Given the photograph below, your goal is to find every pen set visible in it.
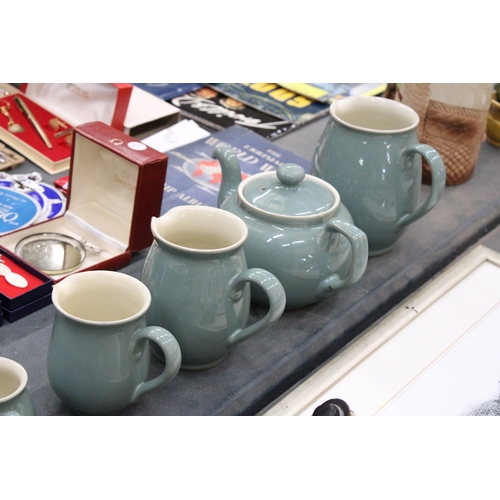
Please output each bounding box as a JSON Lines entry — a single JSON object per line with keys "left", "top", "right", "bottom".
{"left": 0, "top": 94, "right": 75, "bottom": 152}
{"left": 13, "top": 96, "right": 53, "bottom": 149}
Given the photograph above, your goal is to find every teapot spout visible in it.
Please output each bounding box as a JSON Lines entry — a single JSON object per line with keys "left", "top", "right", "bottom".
{"left": 212, "top": 143, "right": 242, "bottom": 207}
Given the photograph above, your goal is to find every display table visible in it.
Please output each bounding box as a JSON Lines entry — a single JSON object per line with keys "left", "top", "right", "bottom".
{"left": 1, "top": 116, "right": 500, "bottom": 415}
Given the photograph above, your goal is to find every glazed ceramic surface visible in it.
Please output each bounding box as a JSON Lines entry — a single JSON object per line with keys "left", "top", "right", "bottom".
{"left": 0, "top": 357, "right": 36, "bottom": 416}
{"left": 47, "top": 271, "right": 181, "bottom": 416}
{"left": 311, "top": 95, "right": 446, "bottom": 256}
{"left": 213, "top": 144, "right": 368, "bottom": 309}
{"left": 141, "top": 205, "right": 286, "bottom": 370}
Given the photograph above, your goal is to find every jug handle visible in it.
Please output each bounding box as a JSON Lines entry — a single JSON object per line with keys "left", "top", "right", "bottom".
{"left": 129, "top": 326, "right": 182, "bottom": 403}
{"left": 227, "top": 269, "right": 286, "bottom": 347}
{"left": 397, "top": 144, "right": 446, "bottom": 228}
{"left": 318, "top": 219, "right": 368, "bottom": 293}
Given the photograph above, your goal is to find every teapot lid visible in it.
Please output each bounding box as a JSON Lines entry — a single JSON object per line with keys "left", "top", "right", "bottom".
{"left": 239, "top": 164, "right": 340, "bottom": 221}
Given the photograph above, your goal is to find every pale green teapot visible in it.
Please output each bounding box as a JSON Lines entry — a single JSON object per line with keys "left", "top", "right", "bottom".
{"left": 213, "top": 144, "right": 368, "bottom": 309}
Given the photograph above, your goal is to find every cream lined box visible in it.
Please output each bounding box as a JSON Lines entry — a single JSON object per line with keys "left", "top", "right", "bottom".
{"left": 0, "top": 121, "right": 168, "bottom": 281}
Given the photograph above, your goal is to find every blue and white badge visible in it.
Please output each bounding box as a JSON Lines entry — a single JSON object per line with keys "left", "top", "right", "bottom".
{"left": 0, "top": 179, "right": 66, "bottom": 223}
{"left": 0, "top": 179, "right": 50, "bottom": 222}
{"left": 37, "top": 182, "right": 66, "bottom": 220}
{"left": 0, "top": 186, "right": 42, "bottom": 235}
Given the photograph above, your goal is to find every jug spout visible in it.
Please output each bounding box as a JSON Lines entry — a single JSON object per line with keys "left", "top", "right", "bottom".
{"left": 150, "top": 215, "right": 174, "bottom": 252}
{"left": 212, "top": 143, "right": 242, "bottom": 207}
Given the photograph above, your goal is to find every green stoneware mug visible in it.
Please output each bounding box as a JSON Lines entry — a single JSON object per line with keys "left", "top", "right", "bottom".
{"left": 141, "top": 205, "right": 286, "bottom": 370}
{"left": 0, "top": 357, "right": 36, "bottom": 416}
{"left": 47, "top": 270, "right": 182, "bottom": 416}
{"left": 311, "top": 95, "right": 446, "bottom": 256}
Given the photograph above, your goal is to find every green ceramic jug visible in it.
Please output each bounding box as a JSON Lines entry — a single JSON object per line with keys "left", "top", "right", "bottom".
{"left": 311, "top": 95, "right": 446, "bottom": 256}
{"left": 141, "top": 205, "right": 286, "bottom": 370}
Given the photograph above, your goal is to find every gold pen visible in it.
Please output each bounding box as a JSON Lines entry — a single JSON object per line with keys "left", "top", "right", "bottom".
{"left": 14, "top": 96, "right": 53, "bottom": 149}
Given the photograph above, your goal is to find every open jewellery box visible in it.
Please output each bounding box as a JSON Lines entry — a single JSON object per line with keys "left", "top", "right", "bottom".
{"left": 0, "top": 83, "right": 133, "bottom": 175}
{"left": 19, "top": 83, "right": 133, "bottom": 131}
{"left": 0, "top": 121, "right": 168, "bottom": 282}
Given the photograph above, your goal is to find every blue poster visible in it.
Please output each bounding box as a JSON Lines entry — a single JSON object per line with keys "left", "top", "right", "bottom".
{"left": 161, "top": 125, "right": 310, "bottom": 215}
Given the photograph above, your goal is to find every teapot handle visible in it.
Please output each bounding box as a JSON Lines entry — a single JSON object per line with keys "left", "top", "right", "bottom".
{"left": 227, "top": 269, "right": 286, "bottom": 347}
{"left": 397, "top": 144, "right": 446, "bottom": 228}
{"left": 318, "top": 219, "right": 368, "bottom": 293}
{"left": 129, "top": 326, "right": 182, "bottom": 403}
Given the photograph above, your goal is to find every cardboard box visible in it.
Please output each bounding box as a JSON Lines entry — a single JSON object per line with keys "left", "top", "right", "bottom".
{"left": 123, "top": 85, "right": 180, "bottom": 139}
{"left": 0, "top": 121, "right": 168, "bottom": 281}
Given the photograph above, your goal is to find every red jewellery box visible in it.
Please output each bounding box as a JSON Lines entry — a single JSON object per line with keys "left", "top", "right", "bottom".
{"left": 0, "top": 83, "right": 133, "bottom": 175}
{"left": 20, "top": 84, "right": 132, "bottom": 132}
{"left": 0, "top": 121, "right": 168, "bottom": 281}
{"left": 0, "top": 245, "right": 53, "bottom": 323}
{"left": 0, "top": 92, "right": 73, "bottom": 174}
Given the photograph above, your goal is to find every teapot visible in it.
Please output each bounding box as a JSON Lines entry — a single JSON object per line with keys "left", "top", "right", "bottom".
{"left": 213, "top": 143, "right": 368, "bottom": 309}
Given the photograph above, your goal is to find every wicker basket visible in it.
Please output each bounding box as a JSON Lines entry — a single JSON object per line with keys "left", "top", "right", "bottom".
{"left": 386, "top": 83, "right": 492, "bottom": 186}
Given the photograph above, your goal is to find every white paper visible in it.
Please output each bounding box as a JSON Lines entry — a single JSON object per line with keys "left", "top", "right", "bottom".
{"left": 141, "top": 120, "right": 210, "bottom": 152}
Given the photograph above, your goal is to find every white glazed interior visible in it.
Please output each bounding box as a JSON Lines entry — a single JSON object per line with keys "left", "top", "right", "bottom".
{"left": 331, "top": 95, "right": 419, "bottom": 133}
{"left": 151, "top": 205, "right": 248, "bottom": 253}
{"left": 52, "top": 270, "right": 151, "bottom": 324}
{"left": 0, "top": 357, "right": 27, "bottom": 402}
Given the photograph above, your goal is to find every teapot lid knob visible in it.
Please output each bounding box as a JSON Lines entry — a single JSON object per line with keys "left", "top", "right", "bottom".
{"left": 276, "top": 163, "right": 305, "bottom": 186}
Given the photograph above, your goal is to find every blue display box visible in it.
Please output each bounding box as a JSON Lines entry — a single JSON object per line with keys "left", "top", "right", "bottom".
{"left": 0, "top": 245, "right": 53, "bottom": 322}
{"left": 2, "top": 292, "right": 52, "bottom": 323}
